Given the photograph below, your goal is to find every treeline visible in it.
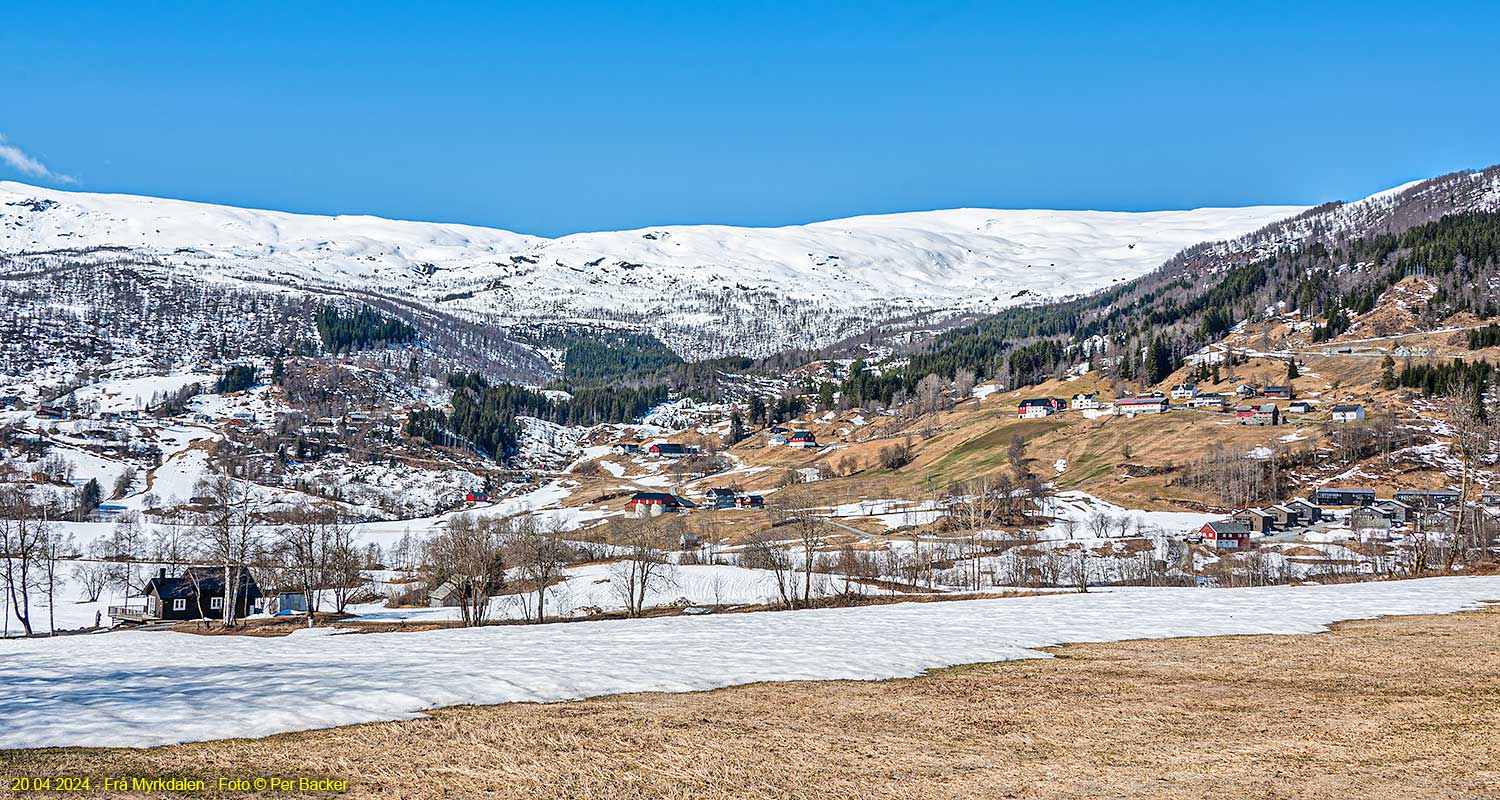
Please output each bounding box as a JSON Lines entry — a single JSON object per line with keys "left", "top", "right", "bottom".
{"left": 406, "top": 372, "right": 669, "bottom": 460}
{"left": 1468, "top": 323, "right": 1500, "bottom": 349}
{"left": 216, "top": 365, "right": 258, "bottom": 394}
{"left": 1396, "top": 358, "right": 1494, "bottom": 413}
{"left": 314, "top": 304, "right": 416, "bottom": 354}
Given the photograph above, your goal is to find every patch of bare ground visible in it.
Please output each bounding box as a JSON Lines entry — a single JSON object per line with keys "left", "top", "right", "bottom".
{"left": 6, "top": 606, "right": 1498, "bottom": 799}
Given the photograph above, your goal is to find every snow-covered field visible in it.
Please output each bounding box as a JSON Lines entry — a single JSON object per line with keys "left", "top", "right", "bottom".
{"left": 3, "top": 577, "right": 1496, "bottom": 750}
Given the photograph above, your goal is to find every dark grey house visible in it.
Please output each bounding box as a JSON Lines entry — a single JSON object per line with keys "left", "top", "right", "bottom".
{"left": 1309, "top": 487, "right": 1376, "bottom": 506}
{"left": 111, "top": 567, "right": 262, "bottom": 623}
{"left": 705, "top": 488, "right": 737, "bottom": 509}
{"left": 1393, "top": 489, "right": 1461, "bottom": 509}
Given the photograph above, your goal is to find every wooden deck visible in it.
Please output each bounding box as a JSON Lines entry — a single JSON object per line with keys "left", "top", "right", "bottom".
{"left": 107, "top": 606, "right": 157, "bottom": 623}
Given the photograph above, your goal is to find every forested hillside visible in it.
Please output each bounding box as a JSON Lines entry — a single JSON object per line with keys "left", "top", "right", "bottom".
{"left": 839, "top": 168, "right": 1500, "bottom": 407}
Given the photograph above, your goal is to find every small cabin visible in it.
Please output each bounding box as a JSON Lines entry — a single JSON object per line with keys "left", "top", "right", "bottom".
{"left": 1264, "top": 385, "right": 1295, "bottom": 399}
{"left": 112, "top": 567, "right": 262, "bottom": 623}
{"left": 648, "top": 442, "right": 687, "bottom": 458}
{"left": 1331, "top": 404, "right": 1366, "bottom": 423}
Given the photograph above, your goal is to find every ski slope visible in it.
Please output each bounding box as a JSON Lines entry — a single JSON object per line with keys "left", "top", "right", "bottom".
{"left": 3, "top": 577, "right": 1496, "bottom": 749}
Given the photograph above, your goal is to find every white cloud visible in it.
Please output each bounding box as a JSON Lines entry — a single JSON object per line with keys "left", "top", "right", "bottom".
{"left": 0, "top": 133, "right": 78, "bottom": 185}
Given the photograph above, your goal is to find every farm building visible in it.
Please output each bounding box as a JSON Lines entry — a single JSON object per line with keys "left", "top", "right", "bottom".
{"left": 787, "top": 430, "right": 818, "bottom": 448}
{"left": 1114, "top": 397, "right": 1168, "bottom": 416}
{"left": 626, "top": 491, "right": 692, "bottom": 517}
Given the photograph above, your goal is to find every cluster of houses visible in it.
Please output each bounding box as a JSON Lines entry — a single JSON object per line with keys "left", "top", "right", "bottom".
{"left": 1194, "top": 486, "right": 1475, "bottom": 548}
{"left": 624, "top": 488, "right": 765, "bottom": 517}
{"left": 1015, "top": 384, "right": 1366, "bottom": 425}
{"left": 611, "top": 442, "right": 712, "bottom": 458}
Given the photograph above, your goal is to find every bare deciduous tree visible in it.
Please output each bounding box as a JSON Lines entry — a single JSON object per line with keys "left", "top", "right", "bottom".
{"left": 426, "top": 513, "right": 507, "bottom": 627}
{"left": 607, "top": 516, "right": 676, "bottom": 617}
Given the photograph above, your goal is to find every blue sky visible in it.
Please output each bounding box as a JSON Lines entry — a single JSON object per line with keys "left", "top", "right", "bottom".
{"left": 3, "top": 2, "right": 1497, "bottom": 236}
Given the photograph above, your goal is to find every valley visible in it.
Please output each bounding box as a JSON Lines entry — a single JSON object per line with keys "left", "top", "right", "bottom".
{"left": 3, "top": 163, "right": 1500, "bottom": 787}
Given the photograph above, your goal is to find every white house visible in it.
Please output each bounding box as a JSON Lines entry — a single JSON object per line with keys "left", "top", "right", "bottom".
{"left": 1170, "top": 383, "right": 1198, "bottom": 400}
{"left": 1331, "top": 404, "right": 1365, "bottom": 423}
{"left": 1188, "top": 393, "right": 1226, "bottom": 409}
{"left": 1070, "top": 393, "right": 1100, "bottom": 410}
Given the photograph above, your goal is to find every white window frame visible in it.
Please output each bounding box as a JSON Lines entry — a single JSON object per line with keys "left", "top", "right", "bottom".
{"left": 172, "top": 598, "right": 186, "bottom": 611}
{"left": 210, "top": 596, "right": 224, "bottom": 610}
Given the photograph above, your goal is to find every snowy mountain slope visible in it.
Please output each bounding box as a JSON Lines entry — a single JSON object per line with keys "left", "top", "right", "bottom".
{"left": 0, "top": 180, "right": 1305, "bottom": 358}
{"left": 1166, "top": 165, "right": 1500, "bottom": 274}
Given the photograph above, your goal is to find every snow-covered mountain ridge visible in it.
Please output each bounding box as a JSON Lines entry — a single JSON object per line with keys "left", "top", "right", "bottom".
{"left": 0, "top": 180, "right": 1305, "bottom": 358}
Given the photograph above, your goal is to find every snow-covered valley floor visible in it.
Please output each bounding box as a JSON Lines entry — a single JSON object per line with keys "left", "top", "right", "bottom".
{"left": 3, "top": 577, "right": 1498, "bottom": 750}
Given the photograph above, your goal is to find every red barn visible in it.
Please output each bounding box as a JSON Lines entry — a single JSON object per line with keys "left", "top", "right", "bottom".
{"left": 626, "top": 491, "right": 692, "bottom": 517}
{"left": 787, "top": 430, "right": 818, "bottom": 447}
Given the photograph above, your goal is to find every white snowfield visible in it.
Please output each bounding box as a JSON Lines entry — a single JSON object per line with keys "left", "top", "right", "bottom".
{"left": 0, "top": 180, "right": 1305, "bottom": 355}
{"left": 3, "top": 577, "right": 1497, "bottom": 750}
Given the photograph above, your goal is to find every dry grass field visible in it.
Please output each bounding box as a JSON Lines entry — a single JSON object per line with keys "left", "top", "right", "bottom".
{"left": 7, "top": 605, "right": 1498, "bottom": 799}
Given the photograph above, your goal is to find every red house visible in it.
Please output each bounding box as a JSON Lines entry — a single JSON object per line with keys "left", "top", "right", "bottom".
{"left": 465, "top": 491, "right": 489, "bottom": 503}
{"left": 787, "top": 430, "right": 818, "bottom": 448}
{"left": 1198, "top": 520, "right": 1251, "bottom": 549}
